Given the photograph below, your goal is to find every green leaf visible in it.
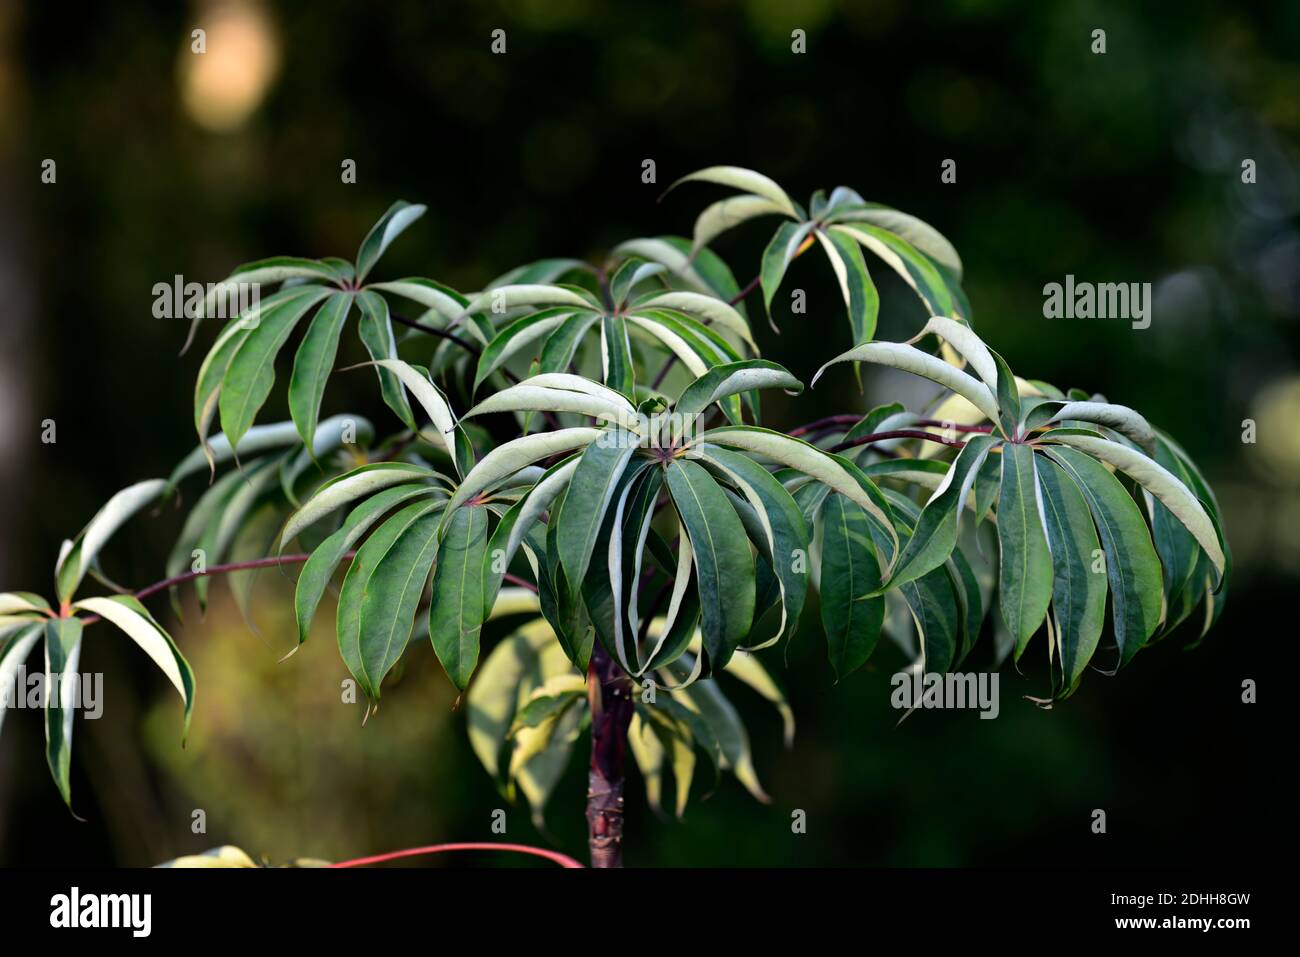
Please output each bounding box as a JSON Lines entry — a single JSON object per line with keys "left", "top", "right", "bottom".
{"left": 665, "top": 165, "right": 800, "bottom": 218}
{"left": 444, "top": 427, "right": 602, "bottom": 523}
{"left": 831, "top": 204, "right": 963, "bottom": 278}
{"left": 365, "top": 359, "right": 470, "bottom": 475}
{"left": 464, "top": 376, "right": 636, "bottom": 430}
{"left": 677, "top": 663, "right": 769, "bottom": 802}
{"left": 508, "top": 677, "right": 586, "bottom": 735}
{"left": 665, "top": 458, "right": 755, "bottom": 670}
{"left": 164, "top": 467, "right": 244, "bottom": 614}
{"left": 539, "top": 312, "right": 600, "bottom": 374}
{"left": 281, "top": 462, "right": 438, "bottom": 545}
{"left": 556, "top": 435, "right": 638, "bottom": 601}
{"left": 294, "top": 484, "right": 441, "bottom": 645}
{"left": 357, "top": 503, "right": 443, "bottom": 693}
{"left": 336, "top": 499, "right": 442, "bottom": 700}
{"left": 1050, "top": 432, "right": 1225, "bottom": 581}
{"left": 884, "top": 434, "right": 996, "bottom": 590}
{"left": 366, "top": 277, "right": 467, "bottom": 321}
{"left": 831, "top": 223, "right": 954, "bottom": 318}
{"left": 701, "top": 425, "right": 899, "bottom": 566}
{"left": 599, "top": 315, "right": 636, "bottom": 397}
{"left": 1, "top": 623, "right": 43, "bottom": 741}
{"left": 481, "top": 457, "right": 580, "bottom": 615}
{"left": 429, "top": 505, "right": 490, "bottom": 689}
{"left": 1149, "top": 438, "right": 1202, "bottom": 606}
{"left": 814, "top": 228, "right": 880, "bottom": 345}
{"left": 354, "top": 201, "right": 427, "bottom": 283}
{"left": 813, "top": 339, "right": 1001, "bottom": 425}
{"left": 899, "top": 566, "right": 961, "bottom": 675}
{"left": 355, "top": 291, "right": 416, "bottom": 429}
{"left": 193, "top": 318, "right": 253, "bottom": 455}
{"left": 818, "top": 493, "right": 885, "bottom": 678}
{"left": 1042, "top": 447, "right": 1162, "bottom": 666}
{"left": 1050, "top": 401, "right": 1156, "bottom": 451}
{"left": 56, "top": 479, "right": 169, "bottom": 604}
{"left": 71, "top": 596, "right": 195, "bottom": 737}
{"left": 631, "top": 292, "right": 758, "bottom": 352}
{"left": 721, "top": 649, "right": 796, "bottom": 746}
{"left": 474, "top": 308, "right": 581, "bottom": 391}
{"left": 760, "top": 221, "right": 816, "bottom": 316}
{"left": 991, "top": 350, "right": 1022, "bottom": 439}
{"left": 699, "top": 447, "right": 809, "bottom": 646}
{"left": 168, "top": 414, "right": 371, "bottom": 488}
{"left": 44, "top": 618, "right": 83, "bottom": 809}
{"left": 996, "top": 443, "right": 1053, "bottom": 648}
{"left": 676, "top": 360, "right": 802, "bottom": 422}
{"left": 1035, "top": 456, "right": 1107, "bottom": 687}
{"left": 690, "top": 194, "right": 790, "bottom": 254}
{"left": 218, "top": 285, "right": 332, "bottom": 449}
{"left": 288, "top": 292, "right": 354, "bottom": 448}
{"left": 947, "top": 549, "right": 985, "bottom": 666}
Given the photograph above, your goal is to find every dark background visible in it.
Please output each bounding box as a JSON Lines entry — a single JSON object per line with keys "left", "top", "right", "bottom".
{"left": 0, "top": 0, "right": 1293, "bottom": 866}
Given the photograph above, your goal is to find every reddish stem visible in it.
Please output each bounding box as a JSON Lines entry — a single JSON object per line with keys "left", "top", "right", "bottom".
{"left": 788, "top": 414, "right": 862, "bottom": 438}
{"left": 828, "top": 429, "right": 968, "bottom": 453}
{"left": 328, "top": 842, "right": 583, "bottom": 869}
{"left": 81, "top": 553, "right": 539, "bottom": 627}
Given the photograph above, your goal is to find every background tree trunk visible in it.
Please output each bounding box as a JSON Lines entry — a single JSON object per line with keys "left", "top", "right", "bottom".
{"left": 585, "top": 642, "right": 633, "bottom": 868}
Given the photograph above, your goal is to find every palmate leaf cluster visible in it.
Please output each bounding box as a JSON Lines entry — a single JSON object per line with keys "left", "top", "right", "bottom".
{"left": 0, "top": 168, "right": 1229, "bottom": 823}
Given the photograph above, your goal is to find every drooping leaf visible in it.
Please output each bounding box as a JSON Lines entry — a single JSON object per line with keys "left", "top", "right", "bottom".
{"left": 56, "top": 479, "right": 169, "bottom": 604}
{"left": 294, "top": 484, "right": 442, "bottom": 645}
{"left": 0, "top": 623, "right": 43, "bottom": 741}
{"left": 288, "top": 292, "right": 355, "bottom": 448}
{"left": 1042, "top": 447, "right": 1162, "bottom": 666}
{"left": 1050, "top": 432, "right": 1225, "bottom": 582}
{"left": 337, "top": 499, "right": 443, "bottom": 700}
{"left": 813, "top": 228, "right": 879, "bottom": 345}
{"left": 1035, "top": 456, "right": 1107, "bottom": 687}
{"left": 355, "top": 291, "right": 416, "bottom": 429}
{"left": 995, "top": 443, "right": 1053, "bottom": 649}
{"left": 676, "top": 360, "right": 802, "bottom": 422}
{"left": 218, "top": 285, "right": 333, "bottom": 449}
{"left": 698, "top": 446, "right": 809, "bottom": 646}
{"left": 884, "top": 434, "right": 996, "bottom": 590}
{"left": 354, "top": 201, "right": 427, "bottom": 283}
{"left": 356, "top": 504, "right": 443, "bottom": 693}
{"left": 281, "top": 462, "right": 439, "bottom": 545}
{"left": 664, "top": 458, "right": 755, "bottom": 670}
{"left": 44, "top": 618, "right": 83, "bottom": 808}
{"left": 71, "top": 596, "right": 194, "bottom": 736}
{"left": 428, "top": 504, "right": 490, "bottom": 689}
{"left": 818, "top": 493, "right": 885, "bottom": 678}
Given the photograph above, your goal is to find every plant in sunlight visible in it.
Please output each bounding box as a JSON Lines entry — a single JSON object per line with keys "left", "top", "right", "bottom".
{"left": 0, "top": 167, "right": 1229, "bottom": 867}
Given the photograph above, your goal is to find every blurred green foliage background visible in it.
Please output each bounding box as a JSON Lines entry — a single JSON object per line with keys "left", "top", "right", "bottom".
{"left": 0, "top": 0, "right": 1293, "bottom": 866}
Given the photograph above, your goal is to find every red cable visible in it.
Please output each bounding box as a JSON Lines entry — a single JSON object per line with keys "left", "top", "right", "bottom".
{"left": 327, "top": 842, "right": 584, "bottom": 869}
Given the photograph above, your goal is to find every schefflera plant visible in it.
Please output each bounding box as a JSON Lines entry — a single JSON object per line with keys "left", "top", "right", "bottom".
{"left": 435, "top": 361, "right": 899, "bottom": 864}
{"left": 812, "top": 317, "right": 1229, "bottom": 697}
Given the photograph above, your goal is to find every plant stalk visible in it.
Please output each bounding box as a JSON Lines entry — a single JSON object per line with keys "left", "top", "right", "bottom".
{"left": 585, "top": 641, "right": 634, "bottom": 868}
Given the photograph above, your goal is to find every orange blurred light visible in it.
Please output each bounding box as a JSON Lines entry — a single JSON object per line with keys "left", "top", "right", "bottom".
{"left": 179, "top": 0, "right": 280, "bottom": 133}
